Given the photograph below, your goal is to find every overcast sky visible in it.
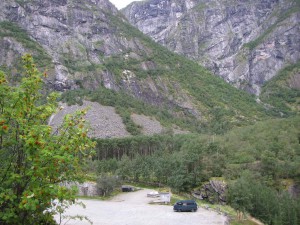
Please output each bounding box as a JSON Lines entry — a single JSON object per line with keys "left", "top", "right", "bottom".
{"left": 109, "top": 0, "right": 144, "bottom": 10}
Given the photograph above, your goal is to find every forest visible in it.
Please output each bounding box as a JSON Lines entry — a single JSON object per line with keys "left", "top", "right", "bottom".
{"left": 86, "top": 116, "right": 300, "bottom": 225}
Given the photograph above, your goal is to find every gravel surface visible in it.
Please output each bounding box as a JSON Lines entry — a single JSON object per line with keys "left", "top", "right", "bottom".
{"left": 49, "top": 101, "right": 130, "bottom": 138}
{"left": 55, "top": 189, "right": 228, "bottom": 225}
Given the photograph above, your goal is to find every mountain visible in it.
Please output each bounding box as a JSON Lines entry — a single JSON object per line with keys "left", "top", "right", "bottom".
{"left": 122, "top": 0, "right": 300, "bottom": 95}
{"left": 1, "top": 2, "right": 299, "bottom": 223}
{"left": 0, "top": 0, "right": 274, "bottom": 135}
{"left": 0, "top": 0, "right": 122, "bottom": 90}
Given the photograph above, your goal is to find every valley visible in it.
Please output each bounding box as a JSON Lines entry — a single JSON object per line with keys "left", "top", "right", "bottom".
{"left": 0, "top": 0, "right": 299, "bottom": 225}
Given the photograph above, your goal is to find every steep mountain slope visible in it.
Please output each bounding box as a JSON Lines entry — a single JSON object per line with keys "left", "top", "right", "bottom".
{"left": 260, "top": 62, "right": 300, "bottom": 114}
{"left": 123, "top": 0, "right": 300, "bottom": 95}
{"left": 0, "top": 0, "right": 271, "bottom": 134}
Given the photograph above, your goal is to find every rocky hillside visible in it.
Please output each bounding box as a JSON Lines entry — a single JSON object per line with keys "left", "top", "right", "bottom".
{"left": 0, "top": 0, "right": 274, "bottom": 135}
{"left": 123, "top": 0, "right": 300, "bottom": 95}
{"left": 0, "top": 0, "right": 124, "bottom": 90}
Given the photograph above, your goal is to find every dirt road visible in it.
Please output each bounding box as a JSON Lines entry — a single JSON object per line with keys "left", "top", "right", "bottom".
{"left": 55, "top": 189, "right": 228, "bottom": 225}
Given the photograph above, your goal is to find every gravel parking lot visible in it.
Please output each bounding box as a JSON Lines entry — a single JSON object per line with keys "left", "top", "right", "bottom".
{"left": 55, "top": 189, "right": 228, "bottom": 225}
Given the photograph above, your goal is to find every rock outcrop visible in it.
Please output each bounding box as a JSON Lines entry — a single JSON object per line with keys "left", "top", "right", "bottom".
{"left": 192, "top": 179, "right": 227, "bottom": 204}
{"left": 123, "top": 0, "right": 300, "bottom": 95}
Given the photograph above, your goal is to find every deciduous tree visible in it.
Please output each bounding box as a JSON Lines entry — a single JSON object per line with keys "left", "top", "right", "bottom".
{"left": 0, "top": 54, "right": 95, "bottom": 224}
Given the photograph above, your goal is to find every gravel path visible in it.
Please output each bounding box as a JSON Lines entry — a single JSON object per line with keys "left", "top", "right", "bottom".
{"left": 56, "top": 189, "right": 228, "bottom": 225}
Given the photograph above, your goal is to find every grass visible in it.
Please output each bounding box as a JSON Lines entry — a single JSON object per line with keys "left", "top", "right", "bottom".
{"left": 231, "top": 220, "right": 261, "bottom": 225}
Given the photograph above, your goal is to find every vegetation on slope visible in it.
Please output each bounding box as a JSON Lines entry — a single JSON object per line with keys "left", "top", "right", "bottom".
{"left": 59, "top": 10, "right": 272, "bottom": 135}
{"left": 260, "top": 62, "right": 300, "bottom": 116}
{"left": 60, "top": 87, "right": 199, "bottom": 135}
{"left": 108, "top": 11, "right": 268, "bottom": 123}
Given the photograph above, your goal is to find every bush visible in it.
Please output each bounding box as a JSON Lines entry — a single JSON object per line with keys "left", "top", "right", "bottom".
{"left": 96, "top": 174, "right": 121, "bottom": 197}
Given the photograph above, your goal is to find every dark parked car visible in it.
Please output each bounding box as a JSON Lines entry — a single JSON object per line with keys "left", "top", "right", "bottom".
{"left": 173, "top": 200, "right": 198, "bottom": 212}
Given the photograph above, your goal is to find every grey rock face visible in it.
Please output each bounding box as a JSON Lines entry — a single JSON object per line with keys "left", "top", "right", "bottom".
{"left": 123, "top": 0, "right": 201, "bottom": 44}
{"left": 192, "top": 179, "right": 227, "bottom": 204}
{"left": 123, "top": 0, "right": 300, "bottom": 95}
{"left": 0, "top": 0, "right": 133, "bottom": 90}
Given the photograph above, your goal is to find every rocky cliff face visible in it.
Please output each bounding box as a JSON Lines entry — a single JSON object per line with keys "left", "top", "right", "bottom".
{"left": 123, "top": 0, "right": 300, "bottom": 95}
{"left": 122, "top": 0, "right": 201, "bottom": 44}
{"left": 0, "top": 0, "right": 123, "bottom": 90}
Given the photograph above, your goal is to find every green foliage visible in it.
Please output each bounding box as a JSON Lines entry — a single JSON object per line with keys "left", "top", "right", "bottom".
{"left": 227, "top": 174, "right": 254, "bottom": 214}
{"left": 117, "top": 108, "right": 142, "bottom": 135}
{"left": 221, "top": 116, "right": 300, "bottom": 181}
{"left": 0, "top": 55, "right": 95, "bottom": 224}
{"left": 61, "top": 52, "right": 104, "bottom": 74}
{"left": 15, "top": 0, "right": 30, "bottom": 7}
{"left": 260, "top": 62, "right": 300, "bottom": 115}
{"left": 96, "top": 174, "right": 121, "bottom": 197}
{"left": 228, "top": 174, "right": 300, "bottom": 225}
{"left": 87, "top": 115, "right": 300, "bottom": 222}
{"left": 91, "top": 115, "right": 300, "bottom": 189}
{"left": 97, "top": 159, "right": 118, "bottom": 174}
{"left": 92, "top": 134, "right": 227, "bottom": 191}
